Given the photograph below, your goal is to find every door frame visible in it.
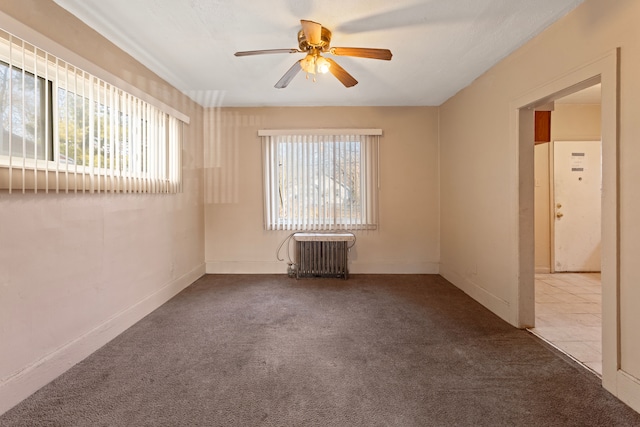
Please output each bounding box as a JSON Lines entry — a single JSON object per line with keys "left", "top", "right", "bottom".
{"left": 512, "top": 49, "right": 619, "bottom": 392}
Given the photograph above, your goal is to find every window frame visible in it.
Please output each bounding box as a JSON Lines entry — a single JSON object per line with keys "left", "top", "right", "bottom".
{"left": 260, "top": 129, "right": 381, "bottom": 231}
{"left": 0, "top": 26, "right": 185, "bottom": 194}
{"left": 0, "top": 59, "right": 54, "bottom": 163}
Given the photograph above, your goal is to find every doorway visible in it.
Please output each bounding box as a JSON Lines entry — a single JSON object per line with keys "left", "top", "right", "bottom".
{"left": 514, "top": 48, "right": 618, "bottom": 390}
{"left": 529, "top": 86, "right": 603, "bottom": 374}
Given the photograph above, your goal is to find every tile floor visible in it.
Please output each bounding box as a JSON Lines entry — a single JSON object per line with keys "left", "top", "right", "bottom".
{"left": 529, "top": 272, "right": 602, "bottom": 376}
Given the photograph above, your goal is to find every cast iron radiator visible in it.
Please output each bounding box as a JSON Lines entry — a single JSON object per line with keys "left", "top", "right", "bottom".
{"left": 293, "top": 233, "right": 355, "bottom": 279}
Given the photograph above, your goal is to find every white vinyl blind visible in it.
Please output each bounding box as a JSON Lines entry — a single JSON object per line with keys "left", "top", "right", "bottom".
{"left": 0, "top": 28, "right": 183, "bottom": 194}
{"left": 261, "top": 131, "right": 379, "bottom": 231}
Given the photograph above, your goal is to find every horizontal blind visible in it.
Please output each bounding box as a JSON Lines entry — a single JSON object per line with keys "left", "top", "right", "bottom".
{"left": 0, "top": 28, "right": 183, "bottom": 194}
{"left": 262, "top": 133, "right": 379, "bottom": 231}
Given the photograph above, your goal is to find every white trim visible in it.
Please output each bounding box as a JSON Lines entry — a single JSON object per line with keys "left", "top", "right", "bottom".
{"left": 0, "top": 263, "right": 205, "bottom": 416}
{"left": 350, "top": 261, "right": 440, "bottom": 275}
{"left": 293, "top": 232, "right": 355, "bottom": 242}
{"left": 617, "top": 370, "right": 640, "bottom": 414}
{"left": 0, "top": 11, "right": 190, "bottom": 124}
{"left": 440, "top": 263, "right": 512, "bottom": 323}
{"left": 258, "top": 129, "right": 382, "bottom": 136}
{"left": 206, "top": 261, "right": 286, "bottom": 274}
{"left": 511, "top": 48, "right": 623, "bottom": 399}
{"left": 205, "top": 260, "right": 440, "bottom": 275}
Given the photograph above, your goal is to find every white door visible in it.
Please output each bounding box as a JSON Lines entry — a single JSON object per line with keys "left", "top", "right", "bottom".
{"left": 553, "top": 140, "right": 602, "bottom": 272}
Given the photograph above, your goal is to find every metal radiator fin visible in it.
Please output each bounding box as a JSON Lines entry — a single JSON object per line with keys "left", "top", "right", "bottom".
{"left": 295, "top": 240, "right": 349, "bottom": 279}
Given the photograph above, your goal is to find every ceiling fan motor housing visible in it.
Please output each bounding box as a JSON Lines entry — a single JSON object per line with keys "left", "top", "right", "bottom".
{"left": 297, "top": 26, "right": 332, "bottom": 51}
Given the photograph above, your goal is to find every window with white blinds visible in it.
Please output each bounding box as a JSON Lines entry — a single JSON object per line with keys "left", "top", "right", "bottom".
{"left": 260, "top": 130, "right": 380, "bottom": 231}
{"left": 0, "top": 28, "right": 183, "bottom": 194}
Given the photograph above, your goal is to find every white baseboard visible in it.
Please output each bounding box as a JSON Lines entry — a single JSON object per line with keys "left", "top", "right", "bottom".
{"left": 206, "top": 261, "right": 287, "bottom": 274}
{"left": 206, "top": 260, "right": 439, "bottom": 275}
{"left": 350, "top": 261, "right": 439, "bottom": 274}
{"left": 615, "top": 370, "right": 640, "bottom": 415}
{"left": 439, "top": 264, "right": 513, "bottom": 326}
{"left": 0, "top": 263, "right": 205, "bottom": 416}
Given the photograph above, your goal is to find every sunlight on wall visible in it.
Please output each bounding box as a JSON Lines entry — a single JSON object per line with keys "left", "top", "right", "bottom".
{"left": 204, "top": 108, "right": 267, "bottom": 204}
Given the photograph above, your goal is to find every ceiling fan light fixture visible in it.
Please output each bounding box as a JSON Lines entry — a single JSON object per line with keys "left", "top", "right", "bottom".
{"left": 316, "top": 56, "right": 330, "bottom": 74}
{"left": 300, "top": 53, "right": 316, "bottom": 74}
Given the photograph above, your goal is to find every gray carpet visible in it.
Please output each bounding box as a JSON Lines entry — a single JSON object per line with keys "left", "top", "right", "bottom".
{"left": 2, "top": 274, "right": 639, "bottom": 426}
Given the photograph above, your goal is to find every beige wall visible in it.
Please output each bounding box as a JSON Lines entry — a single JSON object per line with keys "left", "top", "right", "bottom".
{"left": 0, "top": 0, "right": 205, "bottom": 413}
{"left": 439, "top": 0, "right": 640, "bottom": 410}
{"left": 3, "top": 0, "right": 640, "bottom": 417}
{"left": 534, "top": 103, "right": 602, "bottom": 272}
{"left": 204, "top": 107, "right": 440, "bottom": 274}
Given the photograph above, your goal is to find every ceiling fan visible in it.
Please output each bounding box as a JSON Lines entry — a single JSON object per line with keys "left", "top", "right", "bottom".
{"left": 234, "top": 19, "right": 392, "bottom": 89}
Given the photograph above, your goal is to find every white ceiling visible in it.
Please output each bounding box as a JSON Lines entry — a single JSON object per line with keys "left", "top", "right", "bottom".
{"left": 53, "top": 0, "right": 584, "bottom": 108}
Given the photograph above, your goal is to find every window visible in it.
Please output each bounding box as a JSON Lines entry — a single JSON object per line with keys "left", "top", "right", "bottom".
{"left": 0, "top": 28, "right": 184, "bottom": 194}
{"left": 0, "top": 60, "right": 51, "bottom": 161}
{"left": 261, "top": 130, "right": 380, "bottom": 231}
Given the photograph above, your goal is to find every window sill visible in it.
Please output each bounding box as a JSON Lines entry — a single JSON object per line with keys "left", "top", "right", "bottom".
{"left": 293, "top": 232, "right": 356, "bottom": 242}
{"left": 0, "top": 166, "right": 178, "bottom": 193}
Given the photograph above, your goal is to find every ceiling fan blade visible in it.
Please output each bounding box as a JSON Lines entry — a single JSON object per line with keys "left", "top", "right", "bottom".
{"left": 325, "top": 58, "right": 357, "bottom": 88}
{"left": 300, "top": 19, "right": 322, "bottom": 45}
{"left": 275, "top": 60, "right": 303, "bottom": 89}
{"left": 330, "top": 47, "right": 392, "bottom": 60}
{"left": 235, "top": 48, "right": 299, "bottom": 57}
